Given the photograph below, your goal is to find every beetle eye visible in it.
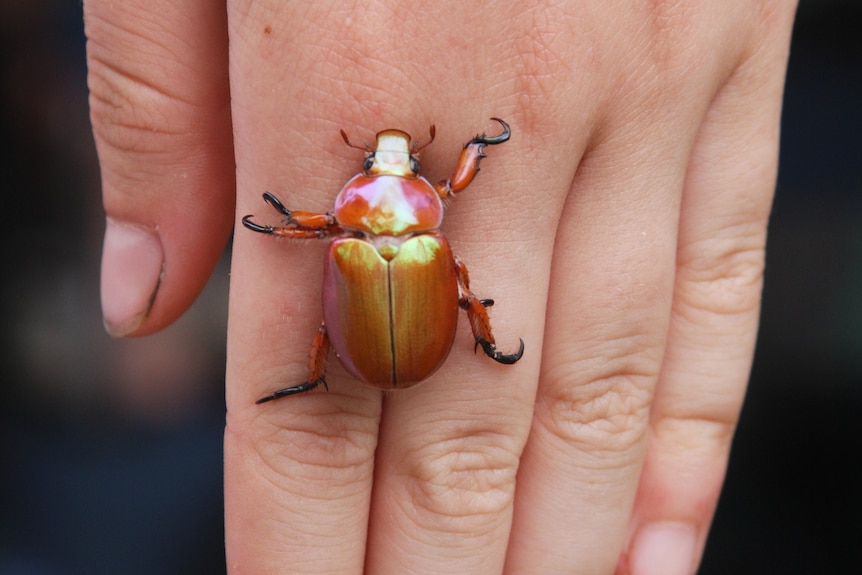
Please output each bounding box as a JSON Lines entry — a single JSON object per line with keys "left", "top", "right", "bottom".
{"left": 409, "top": 156, "right": 421, "bottom": 174}
{"left": 363, "top": 155, "right": 374, "bottom": 172}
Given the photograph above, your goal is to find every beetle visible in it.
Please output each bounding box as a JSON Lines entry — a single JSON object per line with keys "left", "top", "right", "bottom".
{"left": 243, "top": 118, "right": 524, "bottom": 403}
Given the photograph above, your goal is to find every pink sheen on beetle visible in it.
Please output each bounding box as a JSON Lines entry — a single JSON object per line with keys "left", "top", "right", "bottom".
{"left": 334, "top": 174, "right": 443, "bottom": 236}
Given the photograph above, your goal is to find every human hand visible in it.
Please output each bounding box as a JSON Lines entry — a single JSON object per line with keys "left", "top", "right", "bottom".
{"left": 85, "top": 1, "right": 797, "bottom": 573}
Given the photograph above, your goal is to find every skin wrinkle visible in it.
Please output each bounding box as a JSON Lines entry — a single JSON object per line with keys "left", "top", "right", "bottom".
{"left": 88, "top": 64, "right": 190, "bottom": 156}
{"left": 248, "top": 442, "right": 370, "bottom": 504}
{"left": 226, "top": 442, "right": 368, "bottom": 574}
{"left": 538, "top": 371, "right": 653, "bottom": 448}
{"left": 86, "top": 11, "right": 224, "bottom": 107}
{"left": 97, "top": 134, "right": 234, "bottom": 212}
{"left": 87, "top": 49, "right": 190, "bottom": 118}
{"left": 92, "top": 120, "right": 204, "bottom": 173}
{"left": 664, "top": 315, "right": 756, "bottom": 373}
{"left": 247, "top": 399, "right": 381, "bottom": 469}
{"left": 652, "top": 410, "right": 739, "bottom": 446}
{"left": 408, "top": 436, "right": 520, "bottom": 486}
{"left": 87, "top": 29, "right": 230, "bottom": 188}
{"left": 229, "top": 422, "right": 377, "bottom": 518}
{"left": 393, "top": 419, "right": 523, "bottom": 520}
{"left": 86, "top": 14, "right": 171, "bottom": 71}
{"left": 676, "top": 244, "right": 766, "bottom": 318}
{"left": 404, "top": 463, "right": 516, "bottom": 527}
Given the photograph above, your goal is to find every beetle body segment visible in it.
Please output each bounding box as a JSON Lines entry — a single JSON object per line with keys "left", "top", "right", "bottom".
{"left": 323, "top": 234, "right": 459, "bottom": 388}
{"left": 334, "top": 174, "right": 443, "bottom": 236}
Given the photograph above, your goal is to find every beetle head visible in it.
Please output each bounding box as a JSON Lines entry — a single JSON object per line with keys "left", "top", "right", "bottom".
{"left": 341, "top": 126, "right": 436, "bottom": 177}
{"left": 362, "top": 129, "right": 416, "bottom": 177}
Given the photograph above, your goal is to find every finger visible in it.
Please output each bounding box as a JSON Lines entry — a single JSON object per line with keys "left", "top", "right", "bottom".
{"left": 362, "top": 121, "right": 557, "bottom": 573}
{"left": 503, "top": 3, "right": 772, "bottom": 572}
{"left": 85, "top": 0, "right": 234, "bottom": 337}
{"left": 223, "top": 4, "right": 385, "bottom": 573}
{"left": 621, "top": 6, "right": 797, "bottom": 575}
{"left": 505, "top": 105, "right": 686, "bottom": 574}
{"left": 308, "top": 4, "right": 576, "bottom": 571}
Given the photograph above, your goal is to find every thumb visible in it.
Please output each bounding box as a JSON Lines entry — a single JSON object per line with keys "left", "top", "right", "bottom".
{"left": 85, "top": 0, "right": 234, "bottom": 336}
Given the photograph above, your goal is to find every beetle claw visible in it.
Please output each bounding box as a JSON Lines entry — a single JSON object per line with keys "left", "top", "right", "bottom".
{"left": 242, "top": 215, "right": 274, "bottom": 234}
{"left": 476, "top": 338, "right": 524, "bottom": 365}
{"left": 255, "top": 377, "right": 327, "bottom": 404}
{"left": 260, "top": 192, "right": 302, "bottom": 226}
{"left": 471, "top": 118, "right": 511, "bottom": 147}
{"left": 262, "top": 191, "right": 291, "bottom": 215}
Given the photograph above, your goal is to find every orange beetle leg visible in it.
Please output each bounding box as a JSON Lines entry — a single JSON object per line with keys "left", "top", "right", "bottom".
{"left": 242, "top": 192, "right": 342, "bottom": 239}
{"left": 255, "top": 322, "right": 330, "bottom": 404}
{"left": 454, "top": 257, "right": 524, "bottom": 365}
{"left": 435, "top": 118, "right": 511, "bottom": 201}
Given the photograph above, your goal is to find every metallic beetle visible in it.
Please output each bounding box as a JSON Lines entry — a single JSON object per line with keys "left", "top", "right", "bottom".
{"left": 243, "top": 118, "right": 524, "bottom": 403}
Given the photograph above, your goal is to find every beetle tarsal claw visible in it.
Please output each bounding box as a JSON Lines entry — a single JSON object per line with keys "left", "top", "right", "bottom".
{"left": 470, "top": 118, "right": 511, "bottom": 147}
{"left": 254, "top": 377, "right": 327, "bottom": 404}
{"left": 476, "top": 338, "right": 525, "bottom": 365}
{"left": 242, "top": 215, "right": 274, "bottom": 234}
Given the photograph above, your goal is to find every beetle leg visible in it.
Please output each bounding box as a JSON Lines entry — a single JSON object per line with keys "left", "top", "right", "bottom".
{"left": 435, "top": 118, "right": 511, "bottom": 201}
{"left": 454, "top": 257, "right": 524, "bottom": 365}
{"left": 242, "top": 216, "right": 333, "bottom": 239}
{"left": 255, "top": 322, "right": 330, "bottom": 403}
{"left": 243, "top": 192, "right": 342, "bottom": 239}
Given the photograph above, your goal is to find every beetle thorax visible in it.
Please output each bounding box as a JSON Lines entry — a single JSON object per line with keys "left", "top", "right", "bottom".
{"left": 334, "top": 174, "right": 444, "bottom": 237}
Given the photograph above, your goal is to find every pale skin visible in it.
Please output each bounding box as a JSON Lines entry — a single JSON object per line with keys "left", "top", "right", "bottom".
{"left": 85, "top": 1, "right": 798, "bottom": 574}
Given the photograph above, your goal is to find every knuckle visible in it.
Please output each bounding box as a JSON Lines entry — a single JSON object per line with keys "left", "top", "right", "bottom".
{"left": 85, "top": 26, "right": 223, "bottom": 182}
{"left": 538, "top": 370, "right": 653, "bottom": 461}
{"left": 401, "top": 429, "right": 521, "bottom": 525}
{"left": 653, "top": 413, "right": 736, "bottom": 453}
{"left": 232, "top": 403, "right": 379, "bottom": 494}
{"left": 677, "top": 238, "right": 766, "bottom": 318}
{"left": 88, "top": 54, "right": 190, "bottom": 162}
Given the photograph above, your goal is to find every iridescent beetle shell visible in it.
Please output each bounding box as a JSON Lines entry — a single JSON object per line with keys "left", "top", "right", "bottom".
{"left": 325, "top": 129, "right": 457, "bottom": 387}
{"left": 242, "top": 119, "right": 523, "bottom": 402}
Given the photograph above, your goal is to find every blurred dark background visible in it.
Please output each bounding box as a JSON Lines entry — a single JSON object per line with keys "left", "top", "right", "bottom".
{"left": 0, "top": 1, "right": 858, "bottom": 573}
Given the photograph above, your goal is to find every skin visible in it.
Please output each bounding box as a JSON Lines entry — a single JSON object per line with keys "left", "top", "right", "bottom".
{"left": 85, "top": 1, "right": 798, "bottom": 574}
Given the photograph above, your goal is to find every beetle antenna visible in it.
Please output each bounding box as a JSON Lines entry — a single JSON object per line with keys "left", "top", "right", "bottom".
{"left": 340, "top": 129, "right": 372, "bottom": 152}
{"left": 412, "top": 125, "right": 436, "bottom": 153}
